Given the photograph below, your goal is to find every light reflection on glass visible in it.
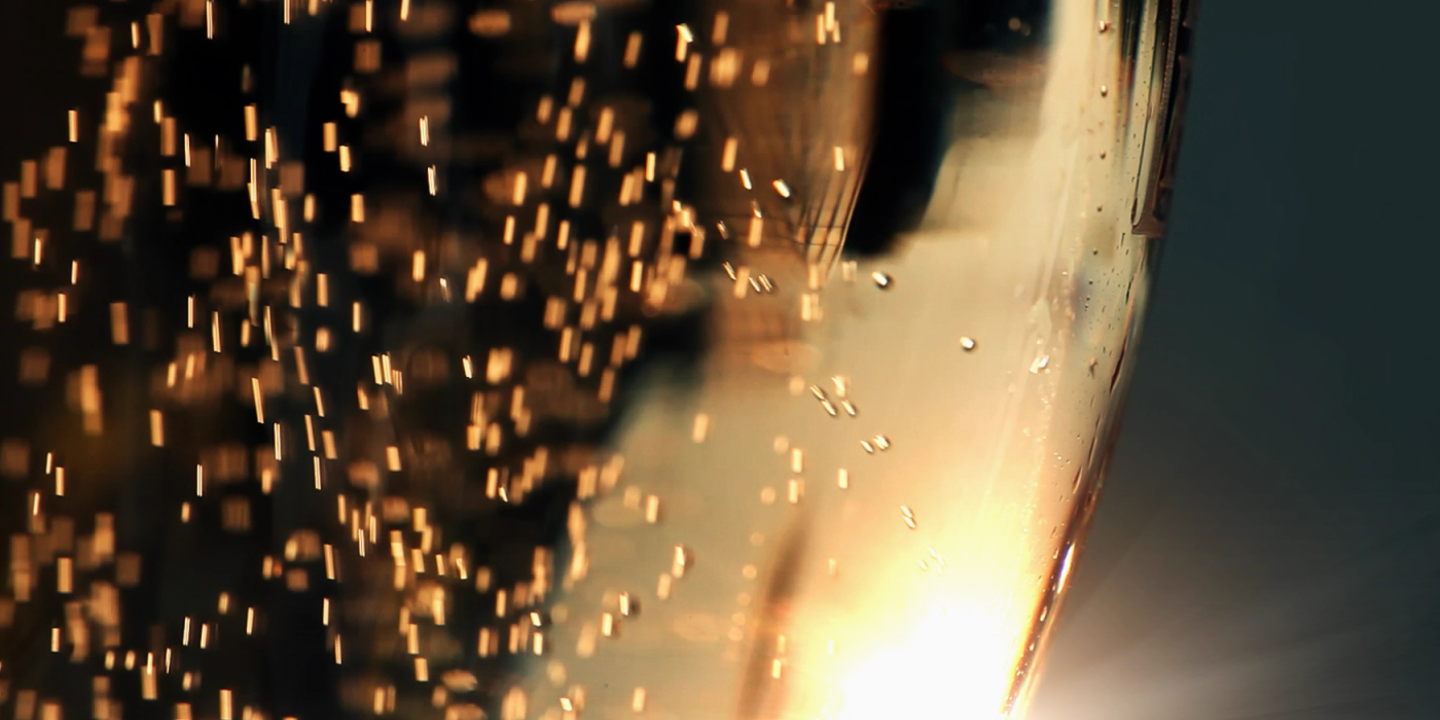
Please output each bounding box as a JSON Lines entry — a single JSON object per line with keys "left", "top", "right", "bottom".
{"left": 0, "top": 1, "right": 1191, "bottom": 719}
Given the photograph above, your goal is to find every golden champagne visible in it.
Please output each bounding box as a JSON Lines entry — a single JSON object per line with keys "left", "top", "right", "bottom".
{"left": 0, "top": 1, "right": 1192, "bottom": 719}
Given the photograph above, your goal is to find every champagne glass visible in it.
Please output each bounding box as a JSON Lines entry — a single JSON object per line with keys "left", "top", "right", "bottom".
{"left": 0, "top": 2, "right": 1192, "bottom": 719}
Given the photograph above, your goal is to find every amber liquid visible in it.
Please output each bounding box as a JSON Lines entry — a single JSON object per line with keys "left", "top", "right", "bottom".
{"left": 0, "top": 2, "right": 1166, "bottom": 720}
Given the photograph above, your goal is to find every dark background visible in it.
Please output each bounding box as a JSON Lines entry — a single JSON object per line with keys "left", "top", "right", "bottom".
{"left": 1029, "top": 1, "right": 1440, "bottom": 719}
{"left": 3, "top": 0, "right": 1437, "bottom": 718}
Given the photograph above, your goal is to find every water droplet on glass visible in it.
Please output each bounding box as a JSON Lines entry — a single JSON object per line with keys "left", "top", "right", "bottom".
{"left": 1029, "top": 354, "right": 1050, "bottom": 373}
{"left": 671, "top": 545, "right": 692, "bottom": 577}
{"left": 619, "top": 592, "right": 638, "bottom": 617}
{"left": 872, "top": 435, "right": 891, "bottom": 450}
{"left": 870, "top": 271, "right": 892, "bottom": 289}
{"left": 959, "top": 336, "right": 977, "bottom": 351}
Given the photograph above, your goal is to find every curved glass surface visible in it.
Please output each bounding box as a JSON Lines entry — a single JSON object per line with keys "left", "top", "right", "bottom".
{"left": 0, "top": 2, "right": 1190, "bottom": 719}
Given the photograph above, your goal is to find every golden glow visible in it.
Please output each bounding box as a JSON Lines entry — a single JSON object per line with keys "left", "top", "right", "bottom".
{"left": 840, "top": 606, "right": 1013, "bottom": 720}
